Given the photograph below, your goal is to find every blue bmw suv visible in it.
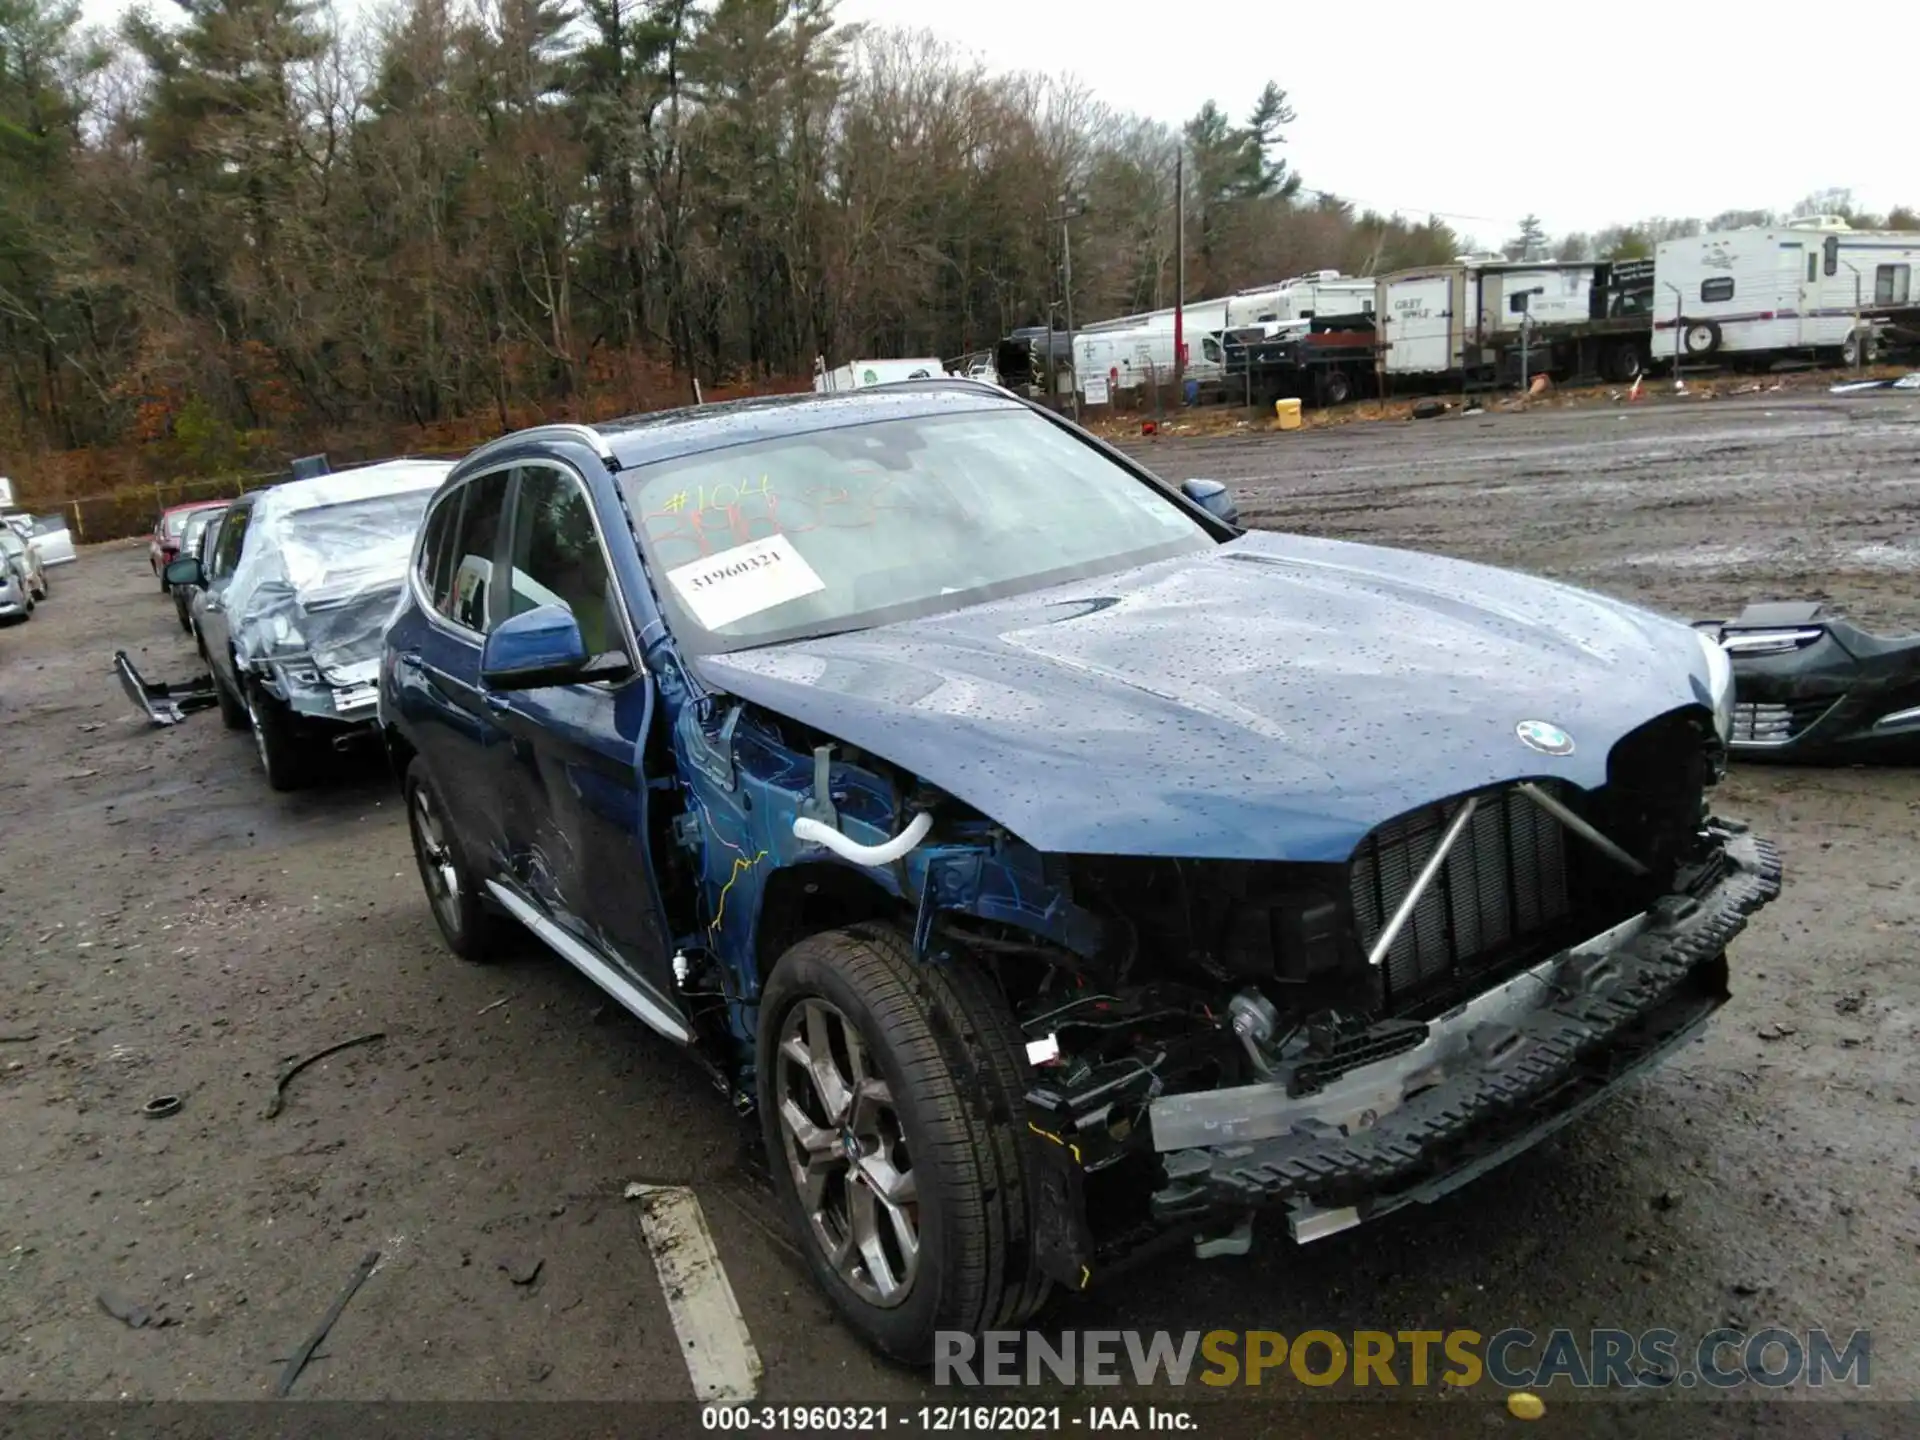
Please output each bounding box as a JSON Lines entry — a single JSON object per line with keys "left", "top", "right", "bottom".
{"left": 380, "top": 380, "right": 1780, "bottom": 1362}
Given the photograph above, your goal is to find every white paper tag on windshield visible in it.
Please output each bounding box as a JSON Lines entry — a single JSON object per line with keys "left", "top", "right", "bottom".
{"left": 666, "top": 533, "right": 826, "bottom": 631}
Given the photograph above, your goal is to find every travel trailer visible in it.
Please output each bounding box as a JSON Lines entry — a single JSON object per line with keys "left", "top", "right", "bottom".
{"left": 812, "top": 357, "right": 944, "bottom": 393}
{"left": 1653, "top": 219, "right": 1920, "bottom": 366}
{"left": 1222, "top": 272, "right": 1375, "bottom": 331}
{"left": 1376, "top": 258, "right": 1653, "bottom": 386}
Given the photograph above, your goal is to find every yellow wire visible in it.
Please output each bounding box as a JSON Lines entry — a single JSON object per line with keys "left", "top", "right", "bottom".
{"left": 708, "top": 850, "right": 768, "bottom": 936}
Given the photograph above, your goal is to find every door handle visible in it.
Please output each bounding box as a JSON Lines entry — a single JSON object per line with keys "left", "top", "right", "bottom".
{"left": 399, "top": 650, "right": 425, "bottom": 669}
{"left": 483, "top": 691, "right": 510, "bottom": 712}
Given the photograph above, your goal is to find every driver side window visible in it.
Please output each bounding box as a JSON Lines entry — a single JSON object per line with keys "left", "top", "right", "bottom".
{"left": 505, "top": 465, "right": 622, "bottom": 659}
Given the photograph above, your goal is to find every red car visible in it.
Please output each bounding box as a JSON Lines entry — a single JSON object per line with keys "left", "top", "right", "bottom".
{"left": 150, "top": 499, "right": 229, "bottom": 592}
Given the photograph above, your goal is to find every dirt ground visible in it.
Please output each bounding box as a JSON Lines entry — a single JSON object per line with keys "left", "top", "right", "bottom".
{"left": 2, "top": 394, "right": 1916, "bottom": 1433}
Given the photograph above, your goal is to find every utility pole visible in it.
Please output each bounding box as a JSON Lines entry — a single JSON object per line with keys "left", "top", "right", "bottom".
{"left": 1174, "top": 151, "right": 1186, "bottom": 396}
{"left": 1055, "top": 195, "right": 1088, "bottom": 422}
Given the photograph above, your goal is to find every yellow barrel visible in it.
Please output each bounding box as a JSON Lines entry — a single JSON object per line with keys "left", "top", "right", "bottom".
{"left": 1273, "top": 397, "right": 1303, "bottom": 430}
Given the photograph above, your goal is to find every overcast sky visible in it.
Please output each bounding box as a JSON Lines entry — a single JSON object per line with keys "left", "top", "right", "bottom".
{"left": 834, "top": 0, "right": 1911, "bottom": 242}
{"left": 78, "top": 0, "right": 1912, "bottom": 244}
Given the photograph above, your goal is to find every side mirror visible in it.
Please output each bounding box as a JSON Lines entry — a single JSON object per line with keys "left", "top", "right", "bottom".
{"left": 164, "top": 556, "right": 204, "bottom": 588}
{"left": 1181, "top": 478, "right": 1240, "bottom": 526}
{"left": 481, "top": 604, "right": 589, "bottom": 690}
{"left": 480, "top": 603, "right": 632, "bottom": 690}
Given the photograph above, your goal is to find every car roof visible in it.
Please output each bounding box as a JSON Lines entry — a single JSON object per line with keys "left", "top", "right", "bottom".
{"left": 163, "top": 497, "right": 230, "bottom": 516}
{"left": 592, "top": 382, "right": 1020, "bottom": 470}
{"left": 256, "top": 458, "right": 454, "bottom": 517}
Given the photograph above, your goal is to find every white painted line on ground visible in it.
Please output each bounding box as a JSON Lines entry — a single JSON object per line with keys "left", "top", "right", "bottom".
{"left": 628, "top": 1183, "right": 764, "bottom": 1403}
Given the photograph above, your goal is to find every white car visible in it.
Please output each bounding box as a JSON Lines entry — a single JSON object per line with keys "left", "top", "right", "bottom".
{"left": 0, "top": 524, "right": 47, "bottom": 601}
{"left": 3, "top": 512, "right": 76, "bottom": 568}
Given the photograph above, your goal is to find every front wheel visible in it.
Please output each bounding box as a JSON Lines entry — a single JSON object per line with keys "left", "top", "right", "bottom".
{"left": 758, "top": 925, "right": 1050, "bottom": 1363}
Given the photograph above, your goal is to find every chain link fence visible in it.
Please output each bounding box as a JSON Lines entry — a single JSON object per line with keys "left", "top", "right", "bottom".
{"left": 60, "top": 471, "right": 280, "bottom": 545}
{"left": 58, "top": 448, "right": 467, "bottom": 545}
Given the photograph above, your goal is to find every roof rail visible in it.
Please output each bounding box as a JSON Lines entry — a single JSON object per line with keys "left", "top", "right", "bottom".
{"left": 460, "top": 422, "right": 617, "bottom": 471}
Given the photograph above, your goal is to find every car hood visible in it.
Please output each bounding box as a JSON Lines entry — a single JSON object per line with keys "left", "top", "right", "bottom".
{"left": 691, "top": 530, "right": 1717, "bottom": 861}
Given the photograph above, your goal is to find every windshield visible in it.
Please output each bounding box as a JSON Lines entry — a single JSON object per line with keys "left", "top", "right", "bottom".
{"left": 618, "top": 407, "right": 1213, "bottom": 653}
{"left": 0, "top": 530, "right": 24, "bottom": 558}
{"left": 163, "top": 510, "right": 194, "bottom": 537}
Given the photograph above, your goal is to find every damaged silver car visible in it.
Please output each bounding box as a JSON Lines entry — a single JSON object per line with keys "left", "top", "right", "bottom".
{"left": 163, "top": 459, "right": 452, "bottom": 789}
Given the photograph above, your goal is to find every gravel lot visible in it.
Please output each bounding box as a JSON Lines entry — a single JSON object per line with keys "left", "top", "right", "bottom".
{"left": 2, "top": 394, "right": 1915, "bottom": 1434}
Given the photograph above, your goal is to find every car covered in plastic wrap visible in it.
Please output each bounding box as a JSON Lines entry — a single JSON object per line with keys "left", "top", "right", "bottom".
{"left": 169, "top": 459, "right": 452, "bottom": 789}
{"left": 378, "top": 382, "right": 1782, "bottom": 1363}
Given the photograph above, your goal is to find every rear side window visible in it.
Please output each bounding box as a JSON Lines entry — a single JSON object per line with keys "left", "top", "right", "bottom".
{"left": 416, "top": 492, "right": 460, "bottom": 616}
{"left": 438, "top": 471, "right": 509, "bottom": 633}
{"left": 1700, "top": 277, "right": 1735, "bottom": 303}
{"left": 504, "top": 465, "right": 621, "bottom": 658}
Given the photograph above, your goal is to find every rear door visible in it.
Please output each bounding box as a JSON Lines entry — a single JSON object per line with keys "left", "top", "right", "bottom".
{"left": 393, "top": 468, "right": 516, "bottom": 862}
{"left": 487, "top": 462, "right": 682, "bottom": 1034}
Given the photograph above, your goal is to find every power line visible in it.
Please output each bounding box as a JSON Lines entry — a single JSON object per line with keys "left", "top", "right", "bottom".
{"left": 1297, "top": 186, "right": 1504, "bottom": 225}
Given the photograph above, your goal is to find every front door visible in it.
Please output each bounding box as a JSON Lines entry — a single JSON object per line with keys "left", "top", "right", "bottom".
{"left": 488, "top": 462, "right": 682, "bottom": 1029}
{"left": 1782, "top": 241, "right": 1812, "bottom": 349}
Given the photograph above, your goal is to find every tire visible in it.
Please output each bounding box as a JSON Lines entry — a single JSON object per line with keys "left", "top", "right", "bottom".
{"left": 174, "top": 594, "right": 193, "bottom": 634}
{"left": 1842, "top": 329, "right": 1877, "bottom": 367}
{"left": 758, "top": 924, "right": 1050, "bottom": 1363}
{"left": 243, "top": 676, "right": 317, "bottom": 792}
{"left": 404, "top": 756, "right": 506, "bottom": 961}
{"left": 209, "top": 648, "right": 249, "bottom": 729}
{"left": 1604, "top": 340, "right": 1644, "bottom": 383}
{"left": 1682, "top": 321, "right": 1721, "bottom": 357}
{"left": 1318, "top": 369, "right": 1354, "bottom": 407}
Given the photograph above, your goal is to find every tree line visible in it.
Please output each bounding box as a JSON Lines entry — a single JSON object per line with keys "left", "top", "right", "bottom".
{"left": 1, "top": 0, "right": 1473, "bottom": 481}
{"left": 1, "top": 0, "right": 1913, "bottom": 488}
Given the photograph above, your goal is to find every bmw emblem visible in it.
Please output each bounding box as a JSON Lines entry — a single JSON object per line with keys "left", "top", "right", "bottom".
{"left": 1516, "top": 720, "right": 1575, "bottom": 756}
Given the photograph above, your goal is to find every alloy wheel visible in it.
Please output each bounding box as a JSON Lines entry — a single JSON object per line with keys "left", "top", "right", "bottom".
{"left": 773, "top": 997, "right": 920, "bottom": 1307}
{"left": 246, "top": 693, "right": 271, "bottom": 774}
{"left": 411, "top": 786, "right": 463, "bottom": 936}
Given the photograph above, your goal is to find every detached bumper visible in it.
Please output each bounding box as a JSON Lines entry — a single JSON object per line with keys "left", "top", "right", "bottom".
{"left": 1144, "top": 828, "right": 1781, "bottom": 1236}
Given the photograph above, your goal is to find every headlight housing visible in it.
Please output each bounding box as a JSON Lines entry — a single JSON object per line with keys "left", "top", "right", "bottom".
{"left": 1696, "top": 629, "right": 1735, "bottom": 744}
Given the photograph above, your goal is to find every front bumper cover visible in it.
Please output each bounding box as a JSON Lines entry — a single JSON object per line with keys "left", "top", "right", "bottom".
{"left": 1025, "top": 826, "right": 1781, "bottom": 1287}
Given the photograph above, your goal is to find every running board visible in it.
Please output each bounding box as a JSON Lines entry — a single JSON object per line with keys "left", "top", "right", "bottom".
{"left": 484, "top": 881, "right": 692, "bottom": 1045}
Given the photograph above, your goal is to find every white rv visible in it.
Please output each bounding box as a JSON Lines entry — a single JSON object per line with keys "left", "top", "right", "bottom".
{"left": 1376, "top": 258, "right": 1650, "bottom": 385}
{"left": 1076, "top": 300, "right": 1229, "bottom": 387}
{"left": 1223, "top": 272, "right": 1375, "bottom": 331}
{"left": 812, "top": 357, "right": 945, "bottom": 393}
{"left": 1653, "top": 219, "right": 1920, "bottom": 366}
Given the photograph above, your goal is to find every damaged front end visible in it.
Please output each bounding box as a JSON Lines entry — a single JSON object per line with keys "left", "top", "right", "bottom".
{"left": 666, "top": 693, "right": 1779, "bottom": 1293}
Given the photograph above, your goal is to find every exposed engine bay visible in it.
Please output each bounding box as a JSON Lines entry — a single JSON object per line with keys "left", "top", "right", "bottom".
{"left": 655, "top": 684, "right": 1779, "bottom": 1289}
